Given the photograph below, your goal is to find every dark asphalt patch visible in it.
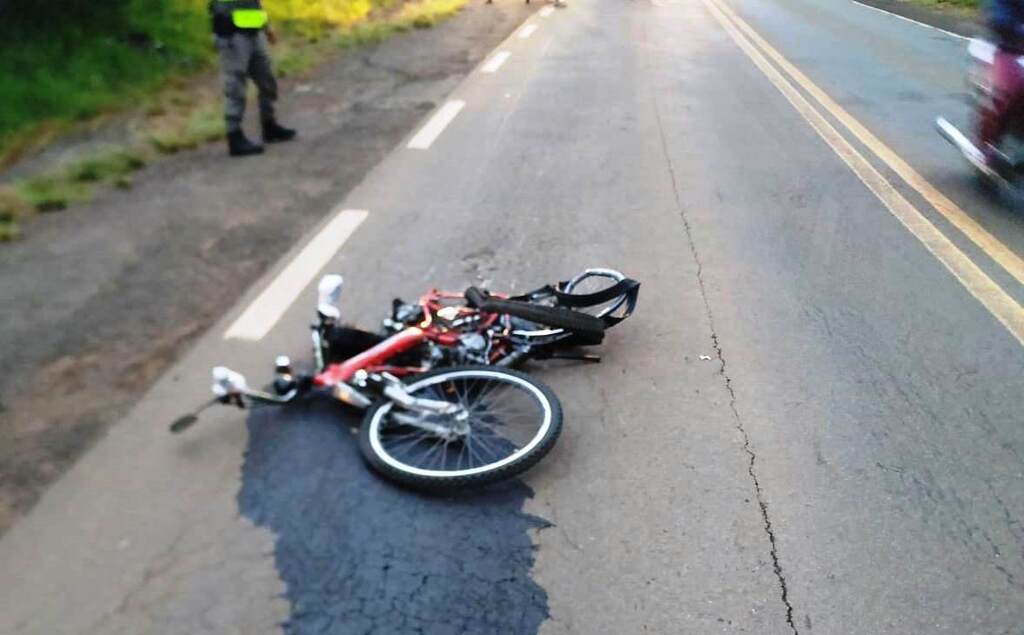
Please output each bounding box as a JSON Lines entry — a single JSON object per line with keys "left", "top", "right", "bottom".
{"left": 238, "top": 397, "right": 550, "bottom": 635}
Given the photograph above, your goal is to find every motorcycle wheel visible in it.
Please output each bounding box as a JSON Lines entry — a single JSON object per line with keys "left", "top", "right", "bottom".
{"left": 996, "top": 135, "right": 1024, "bottom": 210}
{"left": 358, "top": 366, "right": 562, "bottom": 490}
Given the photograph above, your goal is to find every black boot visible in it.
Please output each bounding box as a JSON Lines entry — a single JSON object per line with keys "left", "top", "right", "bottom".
{"left": 262, "top": 119, "right": 297, "bottom": 144}
{"left": 228, "top": 131, "right": 264, "bottom": 157}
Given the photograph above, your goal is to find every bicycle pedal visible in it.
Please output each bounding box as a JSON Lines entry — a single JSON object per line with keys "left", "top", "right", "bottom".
{"left": 550, "top": 352, "right": 602, "bottom": 363}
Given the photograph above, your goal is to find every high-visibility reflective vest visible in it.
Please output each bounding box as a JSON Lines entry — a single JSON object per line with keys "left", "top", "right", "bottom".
{"left": 211, "top": 0, "right": 268, "bottom": 34}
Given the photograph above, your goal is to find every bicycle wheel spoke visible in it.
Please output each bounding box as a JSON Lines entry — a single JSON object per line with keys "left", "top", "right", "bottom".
{"left": 472, "top": 402, "right": 538, "bottom": 429}
{"left": 470, "top": 388, "right": 524, "bottom": 418}
{"left": 472, "top": 429, "right": 517, "bottom": 458}
{"left": 418, "top": 435, "right": 447, "bottom": 467}
{"left": 381, "top": 427, "right": 430, "bottom": 442}
{"left": 466, "top": 433, "right": 486, "bottom": 467}
{"left": 385, "top": 434, "right": 435, "bottom": 459}
{"left": 472, "top": 377, "right": 507, "bottom": 407}
{"left": 454, "top": 379, "right": 470, "bottom": 408}
{"left": 469, "top": 419, "right": 505, "bottom": 439}
{"left": 468, "top": 431, "right": 501, "bottom": 460}
{"left": 389, "top": 427, "right": 438, "bottom": 440}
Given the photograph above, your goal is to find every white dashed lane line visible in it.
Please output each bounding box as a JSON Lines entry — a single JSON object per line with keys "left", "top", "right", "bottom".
{"left": 407, "top": 100, "right": 466, "bottom": 150}
{"left": 539, "top": 6, "right": 554, "bottom": 17}
{"left": 518, "top": 23, "right": 538, "bottom": 39}
{"left": 481, "top": 50, "right": 511, "bottom": 73}
{"left": 224, "top": 209, "right": 369, "bottom": 341}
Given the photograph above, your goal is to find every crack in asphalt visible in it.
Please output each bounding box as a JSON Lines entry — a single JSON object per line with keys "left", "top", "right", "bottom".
{"left": 86, "top": 526, "right": 190, "bottom": 632}
{"left": 716, "top": 336, "right": 800, "bottom": 635}
{"left": 650, "top": 75, "right": 800, "bottom": 634}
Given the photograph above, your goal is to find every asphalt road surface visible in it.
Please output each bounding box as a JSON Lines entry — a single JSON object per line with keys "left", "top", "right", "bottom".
{"left": 2, "top": 0, "right": 1023, "bottom": 633}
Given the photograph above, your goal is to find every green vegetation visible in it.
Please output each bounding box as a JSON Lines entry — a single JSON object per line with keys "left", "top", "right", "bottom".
{"left": 393, "top": 0, "right": 467, "bottom": 28}
{"left": 148, "top": 103, "right": 227, "bottom": 154}
{"left": 15, "top": 177, "right": 89, "bottom": 213}
{"left": 0, "top": 0, "right": 464, "bottom": 160}
{"left": 904, "top": 0, "right": 981, "bottom": 18}
{"left": 0, "top": 0, "right": 212, "bottom": 163}
{"left": 268, "top": 0, "right": 379, "bottom": 34}
{"left": 67, "top": 150, "right": 147, "bottom": 182}
{"left": 0, "top": 0, "right": 467, "bottom": 241}
{"left": 0, "top": 187, "right": 30, "bottom": 241}
{"left": 272, "top": 0, "right": 468, "bottom": 77}
{"left": 10, "top": 147, "right": 147, "bottom": 216}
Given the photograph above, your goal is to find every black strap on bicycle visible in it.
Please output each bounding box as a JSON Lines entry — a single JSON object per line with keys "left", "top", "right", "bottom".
{"left": 509, "top": 278, "right": 640, "bottom": 328}
{"left": 465, "top": 286, "right": 605, "bottom": 337}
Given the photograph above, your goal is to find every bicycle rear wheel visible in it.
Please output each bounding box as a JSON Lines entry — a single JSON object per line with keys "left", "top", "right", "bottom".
{"left": 358, "top": 366, "right": 563, "bottom": 490}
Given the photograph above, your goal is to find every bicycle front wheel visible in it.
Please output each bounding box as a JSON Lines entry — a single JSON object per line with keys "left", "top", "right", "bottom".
{"left": 358, "top": 366, "right": 563, "bottom": 490}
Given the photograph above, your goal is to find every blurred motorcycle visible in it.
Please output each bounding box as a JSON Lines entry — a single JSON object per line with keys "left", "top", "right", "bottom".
{"left": 937, "top": 39, "right": 1024, "bottom": 193}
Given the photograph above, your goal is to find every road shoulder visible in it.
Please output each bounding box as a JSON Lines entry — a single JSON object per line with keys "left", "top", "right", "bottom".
{"left": 851, "top": 0, "right": 982, "bottom": 37}
{"left": 0, "top": 0, "right": 534, "bottom": 535}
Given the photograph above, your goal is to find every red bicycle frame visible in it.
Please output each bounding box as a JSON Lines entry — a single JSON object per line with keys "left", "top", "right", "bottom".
{"left": 312, "top": 290, "right": 500, "bottom": 387}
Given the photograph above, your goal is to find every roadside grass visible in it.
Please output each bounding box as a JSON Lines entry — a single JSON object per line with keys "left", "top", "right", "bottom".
{"left": 392, "top": 0, "right": 467, "bottom": 28}
{"left": 0, "top": 1, "right": 212, "bottom": 168}
{"left": 903, "top": 0, "right": 981, "bottom": 19}
{"left": 0, "top": 146, "right": 150, "bottom": 238}
{"left": 15, "top": 177, "right": 92, "bottom": 213}
{"left": 273, "top": 0, "right": 468, "bottom": 77}
{"left": 0, "top": 0, "right": 456, "bottom": 163}
{"left": 0, "top": 187, "right": 30, "bottom": 241}
{"left": 0, "top": 0, "right": 466, "bottom": 242}
{"left": 0, "top": 104, "right": 211, "bottom": 231}
{"left": 66, "top": 150, "right": 148, "bottom": 183}
{"left": 148, "top": 102, "right": 227, "bottom": 154}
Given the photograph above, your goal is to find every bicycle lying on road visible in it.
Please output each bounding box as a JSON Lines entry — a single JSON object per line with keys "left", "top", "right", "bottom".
{"left": 172, "top": 268, "right": 640, "bottom": 490}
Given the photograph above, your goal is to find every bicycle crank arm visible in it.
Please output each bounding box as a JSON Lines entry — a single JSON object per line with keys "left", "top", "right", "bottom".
{"left": 548, "top": 352, "right": 602, "bottom": 363}
{"left": 332, "top": 382, "right": 373, "bottom": 409}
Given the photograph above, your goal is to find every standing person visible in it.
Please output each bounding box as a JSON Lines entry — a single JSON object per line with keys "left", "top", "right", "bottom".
{"left": 210, "top": 0, "right": 296, "bottom": 157}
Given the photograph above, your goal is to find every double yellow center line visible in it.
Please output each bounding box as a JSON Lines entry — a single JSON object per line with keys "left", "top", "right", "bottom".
{"left": 701, "top": 0, "right": 1024, "bottom": 346}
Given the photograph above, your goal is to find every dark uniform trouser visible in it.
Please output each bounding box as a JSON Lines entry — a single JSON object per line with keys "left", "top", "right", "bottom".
{"left": 217, "top": 31, "right": 277, "bottom": 133}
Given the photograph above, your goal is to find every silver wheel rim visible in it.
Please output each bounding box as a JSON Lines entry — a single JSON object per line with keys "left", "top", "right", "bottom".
{"left": 368, "top": 370, "right": 553, "bottom": 478}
